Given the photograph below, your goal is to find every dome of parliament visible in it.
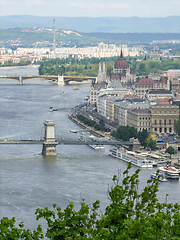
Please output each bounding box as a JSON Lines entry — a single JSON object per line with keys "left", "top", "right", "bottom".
{"left": 114, "top": 51, "right": 129, "bottom": 70}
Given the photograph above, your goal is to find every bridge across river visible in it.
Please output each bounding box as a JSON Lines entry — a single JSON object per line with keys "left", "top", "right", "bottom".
{"left": 0, "top": 75, "right": 97, "bottom": 85}
{"left": 0, "top": 120, "right": 134, "bottom": 156}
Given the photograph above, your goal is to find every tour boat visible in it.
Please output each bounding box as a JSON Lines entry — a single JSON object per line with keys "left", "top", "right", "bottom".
{"left": 150, "top": 171, "right": 168, "bottom": 182}
{"left": 109, "top": 147, "right": 156, "bottom": 168}
{"left": 159, "top": 165, "right": 179, "bottom": 179}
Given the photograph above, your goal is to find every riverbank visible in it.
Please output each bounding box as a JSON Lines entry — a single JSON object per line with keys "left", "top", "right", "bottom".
{"left": 68, "top": 106, "right": 108, "bottom": 138}
{"left": 0, "top": 65, "right": 39, "bottom": 70}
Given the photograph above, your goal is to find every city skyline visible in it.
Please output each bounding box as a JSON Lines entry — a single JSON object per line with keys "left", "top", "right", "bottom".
{"left": 0, "top": 0, "right": 180, "bottom": 18}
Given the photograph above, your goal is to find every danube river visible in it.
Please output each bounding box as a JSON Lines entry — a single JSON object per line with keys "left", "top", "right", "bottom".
{"left": 0, "top": 66, "right": 180, "bottom": 230}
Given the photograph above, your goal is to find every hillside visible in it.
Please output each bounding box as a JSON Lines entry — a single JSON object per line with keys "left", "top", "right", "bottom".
{"left": 0, "top": 15, "right": 180, "bottom": 33}
{"left": 1, "top": 27, "right": 180, "bottom": 48}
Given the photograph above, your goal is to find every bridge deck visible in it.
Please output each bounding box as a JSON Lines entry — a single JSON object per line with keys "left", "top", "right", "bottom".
{"left": 0, "top": 140, "right": 129, "bottom": 145}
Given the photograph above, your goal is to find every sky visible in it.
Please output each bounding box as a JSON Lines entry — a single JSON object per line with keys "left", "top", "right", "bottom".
{"left": 0, "top": 0, "right": 180, "bottom": 18}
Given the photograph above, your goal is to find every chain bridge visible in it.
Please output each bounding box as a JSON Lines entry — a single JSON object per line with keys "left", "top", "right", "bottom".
{"left": 0, "top": 120, "right": 133, "bottom": 156}
{"left": 0, "top": 75, "right": 97, "bottom": 85}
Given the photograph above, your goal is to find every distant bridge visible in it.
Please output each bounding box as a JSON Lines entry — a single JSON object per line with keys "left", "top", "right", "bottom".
{"left": 0, "top": 75, "right": 97, "bottom": 85}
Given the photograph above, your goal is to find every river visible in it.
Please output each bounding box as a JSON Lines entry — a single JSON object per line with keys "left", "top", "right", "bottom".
{"left": 0, "top": 66, "right": 180, "bottom": 231}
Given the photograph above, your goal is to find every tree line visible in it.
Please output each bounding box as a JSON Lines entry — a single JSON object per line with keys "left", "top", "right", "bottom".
{"left": 111, "top": 126, "right": 157, "bottom": 150}
{"left": 38, "top": 56, "right": 180, "bottom": 77}
{"left": 77, "top": 115, "right": 108, "bottom": 132}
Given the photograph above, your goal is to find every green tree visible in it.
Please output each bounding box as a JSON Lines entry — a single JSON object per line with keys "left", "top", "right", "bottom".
{"left": 138, "top": 129, "right": 149, "bottom": 148}
{"left": 165, "top": 146, "right": 177, "bottom": 158}
{"left": 1, "top": 163, "right": 180, "bottom": 239}
{"left": 147, "top": 138, "right": 157, "bottom": 150}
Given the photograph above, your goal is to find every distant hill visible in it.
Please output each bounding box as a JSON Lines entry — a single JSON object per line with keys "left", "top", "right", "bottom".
{"left": 0, "top": 15, "right": 180, "bottom": 33}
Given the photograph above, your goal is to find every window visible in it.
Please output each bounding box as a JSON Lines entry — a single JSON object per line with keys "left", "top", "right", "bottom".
{"left": 155, "top": 111, "right": 157, "bottom": 114}
{"left": 154, "top": 119, "right": 157, "bottom": 125}
{"left": 169, "top": 119, "right": 171, "bottom": 124}
{"left": 160, "top": 111, "right": 162, "bottom": 114}
{"left": 164, "top": 111, "right": 166, "bottom": 114}
{"left": 164, "top": 119, "right": 166, "bottom": 125}
{"left": 169, "top": 111, "right": 171, "bottom": 114}
{"left": 174, "top": 111, "right": 176, "bottom": 114}
{"left": 159, "top": 119, "right": 161, "bottom": 125}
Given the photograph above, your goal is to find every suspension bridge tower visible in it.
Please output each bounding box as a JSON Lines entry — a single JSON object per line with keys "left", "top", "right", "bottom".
{"left": 42, "top": 120, "right": 58, "bottom": 156}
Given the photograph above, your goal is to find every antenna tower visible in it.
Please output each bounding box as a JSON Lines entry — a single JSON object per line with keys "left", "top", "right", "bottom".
{"left": 53, "top": 19, "right": 56, "bottom": 50}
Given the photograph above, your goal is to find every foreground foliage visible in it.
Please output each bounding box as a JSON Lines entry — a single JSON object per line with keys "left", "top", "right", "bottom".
{"left": 1, "top": 163, "right": 180, "bottom": 239}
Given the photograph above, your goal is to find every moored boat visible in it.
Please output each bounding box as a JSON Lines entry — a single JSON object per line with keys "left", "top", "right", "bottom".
{"left": 89, "top": 144, "right": 105, "bottom": 150}
{"left": 159, "top": 165, "right": 179, "bottom": 179}
{"left": 150, "top": 171, "right": 168, "bottom": 182}
{"left": 109, "top": 147, "right": 156, "bottom": 168}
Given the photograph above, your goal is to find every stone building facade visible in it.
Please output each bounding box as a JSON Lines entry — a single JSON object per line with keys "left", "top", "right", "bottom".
{"left": 150, "top": 104, "right": 179, "bottom": 133}
{"left": 127, "top": 109, "right": 151, "bottom": 132}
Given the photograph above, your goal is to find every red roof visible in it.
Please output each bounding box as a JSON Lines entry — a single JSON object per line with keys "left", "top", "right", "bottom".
{"left": 137, "top": 78, "right": 154, "bottom": 85}
{"left": 154, "top": 98, "right": 171, "bottom": 103}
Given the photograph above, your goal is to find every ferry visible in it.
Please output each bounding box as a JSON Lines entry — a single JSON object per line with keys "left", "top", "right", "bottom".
{"left": 159, "top": 165, "right": 179, "bottom": 179}
{"left": 150, "top": 172, "right": 168, "bottom": 182}
{"left": 109, "top": 147, "right": 156, "bottom": 168}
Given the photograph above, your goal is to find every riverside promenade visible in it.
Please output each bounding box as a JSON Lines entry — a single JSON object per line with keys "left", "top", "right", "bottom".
{"left": 68, "top": 105, "right": 110, "bottom": 138}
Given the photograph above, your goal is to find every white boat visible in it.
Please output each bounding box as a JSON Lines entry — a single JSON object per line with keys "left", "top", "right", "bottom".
{"left": 109, "top": 147, "right": 156, "bottom": 168}
{"left": 89, "top": 144, "right": 105, "bottom": 150}
{"left": 49, "top": 107, "right": 58, "bottom": 112}
{"left": 150, "top": 172, "right": 168, "bottom": 182}
{"left": 159, "top": 165, "right": 179, "bottom": 179}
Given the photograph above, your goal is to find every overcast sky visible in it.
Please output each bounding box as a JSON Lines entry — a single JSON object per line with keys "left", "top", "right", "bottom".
{"left": 0, "top": 0, "right": 180, "bottom": 18}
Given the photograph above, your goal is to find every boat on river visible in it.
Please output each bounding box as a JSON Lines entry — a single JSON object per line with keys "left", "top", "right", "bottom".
{"left": 49, "top": 107, "right": 58, "bottom": 112}
{"left": 73, "top": 87, "right": 79, "bottom": 90}
{"left": 89, "top": 144, "right": 105, "bottom": 150}
{"left": 109, "top": 147, "right": 156, "bottom": 168}
{"left": 150, "top": 172, "right": 168, "bottom": 182}
{"left": 159, "top": 165, "right": 179, "bottom": 179}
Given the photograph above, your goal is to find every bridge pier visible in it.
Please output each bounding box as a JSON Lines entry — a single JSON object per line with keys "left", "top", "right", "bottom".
{"left": 19, "top": 76, "right": 23, "bottom": 85}
{"left": 57, "top": 75, "right": 64, "bottom": 85}
{"left": 42, "top": 120, "right": 58, "bottom": 156}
